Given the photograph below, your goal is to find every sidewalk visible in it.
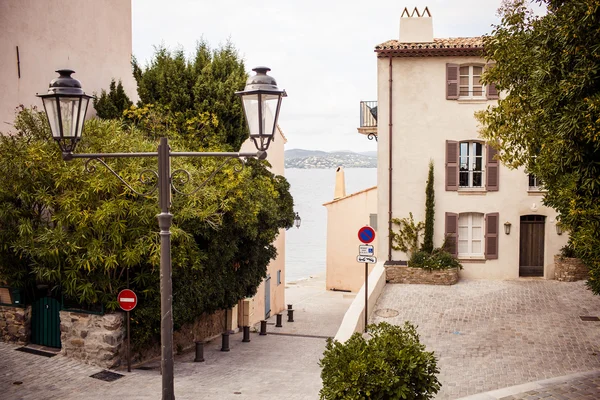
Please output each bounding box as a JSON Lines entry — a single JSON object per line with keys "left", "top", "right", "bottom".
{"left": 0, "top": 273, "right": 354, "bottom": 400}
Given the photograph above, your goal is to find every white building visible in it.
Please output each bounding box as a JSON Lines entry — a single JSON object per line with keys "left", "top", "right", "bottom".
{"left": 367, "top": 8, "right": 567, "bottom": 279}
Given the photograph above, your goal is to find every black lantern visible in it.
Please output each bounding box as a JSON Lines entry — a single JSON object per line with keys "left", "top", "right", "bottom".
{"left": 504, "top": 221, "right": 512, "bottom": 235}
{"left": 37, "top": 69, "right": 92, "bottom": 154}
{"left": 294, "top": 212, "right": 301, "bottom": 229}
{"left": 236, "top": 67, "right": 286, "bottom": 152}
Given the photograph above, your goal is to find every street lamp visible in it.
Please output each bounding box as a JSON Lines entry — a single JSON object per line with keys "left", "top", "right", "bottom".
{"left": 38, "top": 67, "right": 285, "bottom": 400}
{"left": 294, "top": 212, "right": 301, "bottom": 229}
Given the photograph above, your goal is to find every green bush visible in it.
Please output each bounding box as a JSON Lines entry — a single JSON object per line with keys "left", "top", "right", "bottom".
{"left": 409, "top": 248, "right": 462, "bottom": 271}
{"left": 319, "top": 322, "right": 440, "bottom": 400}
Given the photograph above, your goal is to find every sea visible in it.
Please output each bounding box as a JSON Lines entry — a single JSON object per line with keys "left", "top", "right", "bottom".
{"left": 284, "top": 168, "right": 378, "bottom": 282}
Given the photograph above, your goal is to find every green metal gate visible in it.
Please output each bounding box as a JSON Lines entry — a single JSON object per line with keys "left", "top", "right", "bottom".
{"left": 31, "top": 297, "right": 62, "bottom": 348}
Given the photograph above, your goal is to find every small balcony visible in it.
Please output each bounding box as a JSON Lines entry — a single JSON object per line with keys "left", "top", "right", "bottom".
{"left": 358, "top": 101, "right": 377, "bottom": 137}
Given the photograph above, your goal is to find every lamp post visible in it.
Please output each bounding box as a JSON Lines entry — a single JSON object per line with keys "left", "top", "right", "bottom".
{"left": 38, "top": 66, "right": 285, "bottom": 400}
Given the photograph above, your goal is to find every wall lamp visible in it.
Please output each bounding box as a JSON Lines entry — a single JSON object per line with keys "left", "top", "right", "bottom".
{"left": 504, "top": 221, "right": 512, "bottom": 235}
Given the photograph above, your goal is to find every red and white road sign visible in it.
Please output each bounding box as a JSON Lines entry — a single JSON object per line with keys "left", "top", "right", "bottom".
{"left": 117, "top": 289, "right": 137, "bottom": 312}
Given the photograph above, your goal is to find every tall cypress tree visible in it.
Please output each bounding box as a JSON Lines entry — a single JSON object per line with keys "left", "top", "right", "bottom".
{"left": 422, "top": 161, "right": 435, "bottom": 254}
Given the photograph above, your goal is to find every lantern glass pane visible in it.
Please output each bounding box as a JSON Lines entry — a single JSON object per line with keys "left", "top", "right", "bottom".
{"left": 262, "top": 93, "right": 280, "bottom": 137}
{"left": 42, "top": 97, "right": 61, "bottom": 139}
{"left": 242, "top": 94, "right": 260, "bottom": 136}
{"left": 59, "top": 97, "right": 82, "bottom": 138}
{"left": 77, "top": 97, "right": 90, "bottom": 139}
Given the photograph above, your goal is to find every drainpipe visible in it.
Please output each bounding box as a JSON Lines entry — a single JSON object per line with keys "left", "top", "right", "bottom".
{"left": 388, "top": 56, "right": 393, "bottom": 262}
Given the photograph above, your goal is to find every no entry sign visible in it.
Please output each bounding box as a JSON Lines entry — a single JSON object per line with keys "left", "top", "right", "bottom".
{"left": 357, "top": 226, "right": 376, "bottom": 244}
{"left": 118, "top": 289, "right": 137, "bottom": 312}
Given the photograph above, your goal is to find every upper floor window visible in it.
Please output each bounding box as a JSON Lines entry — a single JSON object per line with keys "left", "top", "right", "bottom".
{"left": 446, "top": 63, "right": 498, "bottom": 100}
{"left": 446, "top": 141, "right": 499, "bottom": 191}
{"left": 459, "top": 141, "right": 484, "bottom": 188}
{"left": 460, "top": 66, "right": 484, "bottom": 98}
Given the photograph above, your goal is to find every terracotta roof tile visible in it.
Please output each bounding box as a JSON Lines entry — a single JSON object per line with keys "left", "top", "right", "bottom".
{"left": 375, "top": 37, "right": 484, "bottom": 57}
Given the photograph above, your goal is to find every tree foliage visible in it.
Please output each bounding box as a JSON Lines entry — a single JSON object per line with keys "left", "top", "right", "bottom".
{"left": 319, "top": 322, "right": 440, "bottom": 400}
{"left": 0, "top": 107, "right": 293, "bottom": 349}
{"left": 132, "top": 41, "right": 248, "bottom": 151}
{"left": 476, "top": 0, "right": 600, "bottom": 293}
{"left": 93, "top": 79, "right": 133, "bottom": 120}
{"left": 390, "top": 212, "right": 424, "bottom": 258}
{"left": 422, "top": 161, "right": 435, "bottom": 254}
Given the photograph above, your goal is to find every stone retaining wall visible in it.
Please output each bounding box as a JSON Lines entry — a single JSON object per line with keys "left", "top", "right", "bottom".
{"left": 0, "top": 305, "right": 31, "bottom": 344}
{"left": 60, "top": 311, "right": 125, "bottom": 369}
{"left": 386, "top": 265, "right": 459, "bottom": 285}
{"left": 554, "top": 256, "right": 588, "bottom": 282}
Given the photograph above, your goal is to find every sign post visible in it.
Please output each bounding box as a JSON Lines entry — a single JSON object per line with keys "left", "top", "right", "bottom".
{"left": 357, "top": 226, "right": 376, "bottom": 333}
{"left": 118, "top": 289, "right": 138, "bottom": 372}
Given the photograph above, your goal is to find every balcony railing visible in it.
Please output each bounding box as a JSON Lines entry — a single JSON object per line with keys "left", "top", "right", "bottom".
{"left": 360, "top": 101, "right": 377, "bottom": 128}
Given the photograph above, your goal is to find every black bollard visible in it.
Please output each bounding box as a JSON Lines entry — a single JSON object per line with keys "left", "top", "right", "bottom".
{"left": 275, "top": 313, "right": 283, "bottom": 327}
{"left": 221, "top": 332, "right": 230, "bottom": 352}
{"left": 287, "top": 304, "right": 293, "bottom": 310}
{"left": 259, "top": 320, "right": 267, "bottom": 336}
{"left": 194, "top": 341, "right": 205, "bottom": 362}
{"left": 242, "top": 326, "right": 251, "bottom": 342}
{"left": 287, "top": 308, "right": 294, "bottom": 323}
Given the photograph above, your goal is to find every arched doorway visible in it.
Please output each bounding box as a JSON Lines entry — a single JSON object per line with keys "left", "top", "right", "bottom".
{"left": 519, "top": 215, "right": 546, "bottom": 277}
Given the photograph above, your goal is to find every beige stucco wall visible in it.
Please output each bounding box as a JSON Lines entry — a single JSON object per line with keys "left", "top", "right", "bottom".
{"left": 376, "top": 55, "right": 568, "bottom": 279}
{"left": 324, "top": 187, "right": 378, "bottom": 292}
{"left": 239, "top": 126, "right": 287, "bottom": 325}
{"left": 0, "top": 0, "right": 137, "bottom": 130}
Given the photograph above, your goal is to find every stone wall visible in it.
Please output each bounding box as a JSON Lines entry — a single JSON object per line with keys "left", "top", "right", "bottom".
{"left": 60, "top": 311, "right": 125, "bottom": 369}
{"left": 0, "top": 305, "right": 31, "bottom": 344}
{"left": 386, "top": 265, "right": 459, "bottom": 285}
{"left": 554, "top": 255, "right": 589, "bottom": 282}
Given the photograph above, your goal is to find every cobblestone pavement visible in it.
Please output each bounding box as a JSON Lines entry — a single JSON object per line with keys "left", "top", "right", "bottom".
{"left": 371, "top": 279, "right": 600, "bottom": 400}
{"left": 0, "top": 274, "right": 354, "bottom": 400}
{"left": 457, "top": 369, "right": 600, "bottom": 399}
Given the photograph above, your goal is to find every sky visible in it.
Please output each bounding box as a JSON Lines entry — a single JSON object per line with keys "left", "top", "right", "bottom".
{"left": 131, "top": 0, "right": 542, "bottom": 153}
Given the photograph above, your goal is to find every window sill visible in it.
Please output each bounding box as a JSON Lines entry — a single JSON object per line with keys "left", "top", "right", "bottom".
{"left": 457, "top": 98, "right": 488, "bottom": 104}
{"left": 458, "top": 257, "right": 487, "bottom": 263}
{"left": 458, "top": 188, "right": 487, "bottom": 195}
{"left": 528, "top": 189, "right": 546, "bottom": 196}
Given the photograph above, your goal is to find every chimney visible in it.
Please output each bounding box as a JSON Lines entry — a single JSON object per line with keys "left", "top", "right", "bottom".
{"left": 399, "top": 7, "right": 433, "bottom": 43}
{"left": 334, "top": 167, "right": 346, "bottom": 200}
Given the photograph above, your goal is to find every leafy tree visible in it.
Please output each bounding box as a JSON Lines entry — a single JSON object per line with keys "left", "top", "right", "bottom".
{"left": 319, "top": 322, "right": 440, "bottom": 400}
{"left": 477, "top": 0, "right": 600, "bottom": 293}
{"left": 422, "top": 161, "right": 435, "bottom": 254}
{"left": 0, "top": 108, "right": 294, "bottom": 349}
{"left": 93, "top": 79, "right": 133, "bottom": 120}
{"left": 132, "top": 41, "right": 248, "bottom": 150}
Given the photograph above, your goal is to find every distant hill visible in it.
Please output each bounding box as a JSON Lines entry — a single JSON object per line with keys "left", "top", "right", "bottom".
{"left": 285, "top": 149, "right": 377, "bottom": 169}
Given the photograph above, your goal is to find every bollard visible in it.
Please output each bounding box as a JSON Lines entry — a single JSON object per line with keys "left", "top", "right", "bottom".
{"left": 287, "top": 304, "right": 293, "bottom": 310}
{"left": 275, "top": 313, "right": 283, "bottom": 327}
{"left": 221, "top": 332, "right": 230, "bottom": 352}
{"left": 194, "top": 341, "right": 205, "bottom": 362}
{"left": 242, "top": 326, "right": 251, "bottom": 342}
{"left": 259, "top": 320, "right": 267, "bottom": 336}
{"left": 287, "top": 308, "right": 294, "bottom": 323}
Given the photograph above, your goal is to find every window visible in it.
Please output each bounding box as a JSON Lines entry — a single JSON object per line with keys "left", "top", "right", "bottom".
{"left": 459, "top": 142, "right": 484, "bottom": 188}
{"left": 458, "top": 213, "right": 484, "bottom": 257}
{"left": 446, "top": 64, "right": 498, "bottom": 100}
{"left": 528, "top": 174, "right": 542, "bottom": 190}
{"left": 459, "top": 65, "right": 484, "bottom": 98}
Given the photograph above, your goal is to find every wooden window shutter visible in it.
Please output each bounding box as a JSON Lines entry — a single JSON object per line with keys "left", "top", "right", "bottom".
{"left": 486, "top": 144, "right": 499, "bottom": 191}
{"left": 445, "top": 212, "right": 459, "bottom": 257}
{"left": 446, "top": 140, "right": 459, "bottom": 191}
{"left": 486, "top": 64, "right": 499, "bottom": 100}
{"left": 446, "top": 63, "right": 459, "bottom": 99}
{"left": 485, "top": 212, "right": 499, "bottom": 260}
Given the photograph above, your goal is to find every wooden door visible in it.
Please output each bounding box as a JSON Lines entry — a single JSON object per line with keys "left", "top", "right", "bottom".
{"left": 264, "top": 275, "right": 271, "bottom": 319}
{"left": 31, "top": 297, "right": 62, "bottom": 348}
{"left": 519, "top": 215, "right": 545, "bottom": 277}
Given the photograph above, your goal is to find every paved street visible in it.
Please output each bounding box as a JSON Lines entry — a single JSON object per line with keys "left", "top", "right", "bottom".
{"left": 371, "top": 279, "right": 600, "bottom": 400}
{"left": 2, "top": 278, "right": 600, "bottom": 399}
{"left": 0, "top": 274, "right": 354, "bottom": 400}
